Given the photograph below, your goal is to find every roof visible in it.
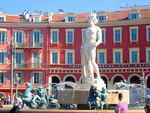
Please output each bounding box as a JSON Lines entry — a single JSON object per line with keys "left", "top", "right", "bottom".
{"left": 1, "top": 9, "right": 150, "bottom": 23}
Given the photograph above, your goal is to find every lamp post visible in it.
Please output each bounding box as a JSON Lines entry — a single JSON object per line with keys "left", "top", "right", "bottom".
{"left": 10, "top": 36, "right": 14, "bottom": 104}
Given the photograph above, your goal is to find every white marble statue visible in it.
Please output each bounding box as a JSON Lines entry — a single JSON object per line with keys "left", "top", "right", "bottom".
{"left": 81, "top": 12, "right": 102, "bottom": 80}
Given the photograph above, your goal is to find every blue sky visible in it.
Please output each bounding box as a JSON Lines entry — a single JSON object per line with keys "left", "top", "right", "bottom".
{"left": 1, "top": 0, "right": 150, "bottom": 14}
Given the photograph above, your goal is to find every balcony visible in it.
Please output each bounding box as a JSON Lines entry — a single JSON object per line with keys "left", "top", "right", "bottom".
{"left": 15, "top": 43, "right": 26, "bottom": 48}
{"left": 13, "top": 63, "right": 42, "bottom": 69}
{"left": 30, "top": 42, "right": 43, "bottom": 48}
{"left": 32, "top": 63, "right": 42, "bottom": 68}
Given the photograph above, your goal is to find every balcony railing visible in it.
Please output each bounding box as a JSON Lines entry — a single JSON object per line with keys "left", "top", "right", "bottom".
{"left": 15, "top": 43, "right": 26, "bottom": 48}
{"left": 14, "top": 63, "right": 42, "bottom": 69}
{"left": 30, "top": 42, "right": 43, "bottom": 48}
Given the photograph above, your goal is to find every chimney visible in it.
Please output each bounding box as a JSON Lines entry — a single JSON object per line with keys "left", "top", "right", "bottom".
{"left": 58, "top": 9, "right": 64, "bottom": 14}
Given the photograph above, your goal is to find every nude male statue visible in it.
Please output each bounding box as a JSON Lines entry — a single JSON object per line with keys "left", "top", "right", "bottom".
{"left": 81, "top": 12, "right": 102, "bottom": 79}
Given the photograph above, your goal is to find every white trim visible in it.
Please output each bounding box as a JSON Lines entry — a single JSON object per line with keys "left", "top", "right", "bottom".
{"left": 146, "top": 25, "right": 150, "bottom": 41}
{"left": 63, "top": 74, "right": 77, "bottom": 82}
{"left": 129, "top": 48, "right": 140, "bottom": 63}
{"left": 97, "top": 49, "right": 107, "bottom": 64}
{"left": 113, "top": 27, "right": 122, "bottom": 43}
{"left": 0, "top": 28, "right": 7, "bottom": 31}
{"left": 113, "top": 48, "right": 123, "bottom": 64}
{"left": 101, "top": 28, "right": 106, "bottom": 44}
{"left": 50, "top": 50, "right": 60, "bottom": 64}
{"left": 146, "top": 47, "right": 150, "bottom": 63}
{"left": 111, "top": 74, "right": 125, "bottom": 83}
{"left": 0, "top": 15, "right": 6, "bottom": 22}
{"left": 66, "top": 29, "right": 74, "bottom": 44}
{"left": 128, "top": 73, "right": 141, "bottom": 82}
{"left": 50, "top": 29, "right": 59, "bottom": 44}
{"left": 33, "top": 15, "right": 41, "bottom": 22}
{"left": 130, "top": 26, "right": 138, "bottom": 43}
{"left": 65, "top": 16, "right": 76, "bottom": 23}
{"left": 51, "top": 74, "right": 61, "bottom": 83}
{"left": 65, "top": 49, "right": 75, "bottom": 64}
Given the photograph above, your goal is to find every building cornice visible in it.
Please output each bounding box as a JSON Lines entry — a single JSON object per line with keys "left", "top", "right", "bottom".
{"left": 0, "top": 19, "right": 150, "bottom": 28}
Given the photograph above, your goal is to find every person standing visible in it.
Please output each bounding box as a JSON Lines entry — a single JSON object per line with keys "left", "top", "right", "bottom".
{"left": 115, "top": 93, "right": 128, "bottom": 113}
{"left": 5, "top": 94, "right": 10, "bottom": 105}
{"left": 144, "top": 105, "right": 150, "bottom": 113}
{"left": 9, "top": 96, "right": 22, "bottom": 113}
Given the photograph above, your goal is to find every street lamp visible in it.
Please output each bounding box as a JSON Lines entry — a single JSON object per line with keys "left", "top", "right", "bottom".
{"left": 10, "top": 36, "right": 14, "bottom": 104}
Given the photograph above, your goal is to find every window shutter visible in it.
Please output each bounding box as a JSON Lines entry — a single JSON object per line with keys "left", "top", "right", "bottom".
{"left": 3, "top": 72, "right": 7, "bottom": 84}
{"left": 21, "top": 72, "right": 24, "bottom": 83}
{"left": 22, "top": 31, "right": 25, "bottom": 44}
{"left": 39, "top": 73, "right": 42, "bottom": 84}
{"left": 5, "top": 32, "right": 8, "bottom": 43}
{"left": 4, "top": 52, "right": 8, "bottom": 64}
{"left": 30, "top": 31, "right": 33, "bottom": 47}
{"left": 40, "top": 31, "right": 43, "bottom": 44}
{"left": 30, "top": 72, "right": 34, "bottom": 83}
{"left": 13, "top": 72, "right": 16, "bottom": 84}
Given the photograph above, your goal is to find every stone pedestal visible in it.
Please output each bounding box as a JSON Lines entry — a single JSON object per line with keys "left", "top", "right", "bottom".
{"left": 57, "top": 78, "right": 107, "bottom": 104}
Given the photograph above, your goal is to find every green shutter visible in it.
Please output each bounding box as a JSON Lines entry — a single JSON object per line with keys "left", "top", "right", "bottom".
{"left": 30, "top": 31, "right": 33, "bottom": 47}
{"left": 39, "top": 73, "right": 42, "bottom": 84}
{"left": 22, "top": 31, "right": 25, "bottom": 44}
{"left": 30, "top": 72, "right": 34, "bottom": 83}
{"left": 3, "top": 72, "right": 7, "bottom": 84}
{"left": 39, "top": 31, "right": 43, "bottom": 46}
{"left": 5, "top": 31, "right": 8, "bottom": 43}
{"left": 4, "top": 52, "right": 7, "bottom": 64}
{"left": 21, "top": 72, "right": 24, "bottom": 83}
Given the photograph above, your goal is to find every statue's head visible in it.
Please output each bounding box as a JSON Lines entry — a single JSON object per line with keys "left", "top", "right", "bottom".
{"left": 88, "top": 12, "right": 98, "bottom": 24}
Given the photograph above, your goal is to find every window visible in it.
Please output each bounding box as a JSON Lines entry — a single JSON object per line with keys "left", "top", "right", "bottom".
{"left": 113, "top": 49, "right": 122, "bottom": 64}
{"left": 13, "top": 30, "right": 25, "bottom": 44}
{"left": 0, "top": 31, "right": 7, "bottom": 43}
{"left": 146, "top": 26, "right": 150, "bottom": 41}
{"left": 97, "top": 16, "right": 107, "bottom": 22}
{"left": 31, "top": 72, "right": 42, "bottom": 84}
{"left": 33, "top": 16, "right": 41, "bottom": 22}
{"left": 102, "top": 28, "right": 106, "bottom": 44}
{"left": 129, "top": 48, "right": 139, "bottom": 63}
{"left": 0, "top": 51, "right": 7, "bottom": 64}
{"left": 65, "top": 50, "right": 74, "bottom": 64}
{"left": 97, "top": 49, "right": 107, "bottom": 64}
{"left": 0, "top": 17, "right": 5, "bottom": 22}
{"left": 50, "top": 50, "right": 59, "bottom": 64}
{"left": 146, "top": 48, "right": 150, "bottom": 63}
{"left": 15, "top": 52, "right": 24, "bottom": 64}
{"left": 13, "top": 72, "right": 24, "bottom": 84}
{"left": 113, "top": 28, "right": 122, "bottom": 43}
{"left": 32, "top": 53, "right": 41, "bottom": 68}
{"left": 66, "top": 29, "right": 74, "bottom": 44}
{"left": 51, "top": 29, "right": 59, "bottom": 44}
{"left": 31, "top": 30, "right": 43, "bottom": 47}
{"left": 67, "top": 16, "right": 75, "bottom": 22}
{"left": 0, "top": 72, "right": 7, "bottom": 84}
{"left": 128, "top": 13, "right": 139, "bottom": 20}
{"left": 130, "top": 27, "right": 138, "bottom": 42}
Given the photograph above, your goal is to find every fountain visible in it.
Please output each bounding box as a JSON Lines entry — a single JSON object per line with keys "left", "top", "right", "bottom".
{"left": 21, "top": 12, "right": 108, "bottom": 110}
